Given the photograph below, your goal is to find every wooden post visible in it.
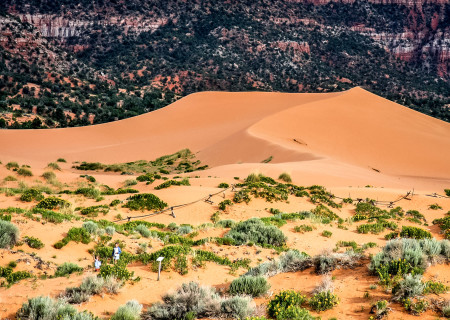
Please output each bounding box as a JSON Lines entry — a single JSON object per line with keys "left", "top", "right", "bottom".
{"left": 156, "top": 257, "right": 164, "bottom": 281}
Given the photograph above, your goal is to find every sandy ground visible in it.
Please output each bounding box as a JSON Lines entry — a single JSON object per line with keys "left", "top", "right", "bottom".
{"left": 0, "top": 88, "right": 449, "bottom": 319}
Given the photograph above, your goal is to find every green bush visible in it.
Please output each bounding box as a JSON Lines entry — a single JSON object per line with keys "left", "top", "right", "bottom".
{"left": 267, "top": 290, "right": 307, "bottom": 319}
{"left": 36, "top": 197, "right": 70, "bottom": 210}
{"left": 105, "top": 226, "right": 116, "bottom": 236}
{"left": 135, "top": 224, "right": 151, "bottom": 237}
{"left": 110, "top": 199, "right": 121, "bottom": 207}
{"left": 82, "top": 221, "right": 99, "bottom": 235}
{"left": 294, "top": 225, "right": 314, "bottom": 233}
{"left": 309, "top": 291, "right": 339, "bottom": 311}
{"left": 218, "top": 199, "right": 233, "bottom": 211}
{"left": 123, "top": 193, "right": 168, "bottom": 211}
{"left": 429, "top": 203, "right": 442, "bottom": 210}
{"left": 218, "top": 182, "right": 229, "bottom": 188}
{"left": 100, "top": 263, "right": 133, "bottom": 280}
{"left": 423, "top": 280, "right": 448, "bottom": 294}
{"left": 400, "top": 226, "right": 432, "bottom": 239}
{"left": 174, "top": 254, "right": 188, "bottom": 275}
{"left": 392, "top": 274, "right": 425, "bottom": 301}
{"left": 322, "top": 230, "right": 332, "bottom": 238}
{"left": 55, "top": 262, "right": 83, "bottom": 277}
{"left": 47, "top": 162, "right": 61, "bottom": 170}
{"left": 16, "top": 296, "right": 96, "bottom": 320}
{"left": 371, "top": 300, "right": 390, "bottom": 319}
{"left": 176, "top": 225, "right": 193, "bottom": 235}
{"left": 17, "top": 168, "right": 33, "bottom": 176}
{"left": 229, "top": 275, "right": 270, "bottom": 297}
{"left": 80, "top": 205, "right": 109, "bottom": 217}
{"left": 136, "top": 173, "right": 155, "bottom": 182}
{"left": 220, "top": 295, "right": 255, "bottom": 319}
{"left": 154, "top": 178, "right": 190, "bottom": 190}
{"left": 0, "top": 220, "right": 19, "bottom": 249}
{"left": 226, "top": 218, "right": 287, "bottom": 247}
{"left": 4, "top": 175, "right": 17, "bottom": 181}
{"left": 111, "top": 300, "right": 142, "bottom": 320}
{"left": 75, "top": 187, "right": 101, "bottom": 199}
{"left": 384, "top": 231, "right": 399, "bottom": 240}
{"left": 42, "top": 171, "right": 57, "bottom": 182}
{"left": 24, "top": 236, "right": 44, "bottom": 249}
{"left": 20, "top": 188, "right": 44, "bottom": 202}
{"left": 6, "top": 162, "right": 19, "bottom": 170}
{"left": 54, "top": 227, "right": 91, "bottom": 249}
{"left": 57, "top": 158, "right": 67, "bottom": 163}
{"left": 402, "top": 297, "right": 428, "bottom": 315}
{"left": 278, "top": 172, "right": 292, "bottom": 183}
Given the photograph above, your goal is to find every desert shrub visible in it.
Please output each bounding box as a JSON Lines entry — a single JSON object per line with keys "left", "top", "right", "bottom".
{"left": 218, "top": 199, "right": 233, "bottom": 211}
{"left": 55, "top": 262, "right": 83, "bottom": 277}
{"left": 357, "top": 223, "right": 387, "bottom": 234}
{"left": 384, "top": 231, "right": 399, "bottom": 240}
{"left": 311, "top": 204, "right": 339, "bottom": 221}
{"left": 6, "top": 162, "right": 19, "bottom": 170}
{"left": 32, "top": 208, "right": 74, "bottom": 224}
{"left": 216, "top": 219, "right": 236, "bottom": 228}
{"left": 442, "top": 300, "right": 450, "bottom": 317}
{"left": 278, "top": 172, "right": 292, "bottom": 183}
{"left": 47, "top": 162, "right": 61, "bottom": 170}
{"left": 80, "top": 205, "right": 109, "bottom": 217}
{"left": 75, "top": 187, "right": 101, "bottom": 199}
{"left": 210, "top": 211, "right": 220, "bottom": 223}
{"left": 245, "top": 250, "right": 311, "bottom": 278}
{"left": 245, "top": 173, "right": 260, "bottom": 183}
{"left": 110, "top": 199, "right": 121, "bottom": 207}
{"left": 402, "top": 297, "right": 428, "bottom": 315}
{"left": 229, "top": 276, "right": 270, "bottom": 297}
{"left": 0, "top": 220, "right": 19, "bottom": 249}
{"left": 400, "top": 226, "right": 432, "bottom": 239}
{"left": 16, "top": 296, "right": 96, "bottom": 320}
{"left": 57, "top": 158, "right": 66, "bottom": 163}
{"left": 220, "top": 295, "right": 255, "bottom": 319}
{"left": 309, "top": 291, "right": 339, "bottom": 311}
{"left": 135, "top": 224, "right": 151, "bottom": 238}
{"left": 322, "top": 230, "right": 332, "bottom": 238}
{"left": 4, "top": 175, "right": 17, "bottom": 181}
{"left": 154, "top": 178, "right": 190, "bottom": 190}
{"left": 36, "top": 197, "right": 70, "bottom": 210}
{"left": 111, "top": 300, "right": 142, "bottom": 320}
{"left": 75, "top": 162, "right": 105, "bottom": 170}
{"left": 267, "top": 290, "right": 307, "bottom": 319}
{"left": 137, "top": 173, "right": 155, "bottom": 182}
{"left": 423, "top": 280, "right": 448, "bottom": 294}
{"left": 42, "top": 171, "right": 57, "bottom": 182}
{"left": 17, "top": 168, "right": 33, "bottom": 176}
{"left": 176, "top": 225, "right": 193, "bottom": 235}
{"left": 314, "top": 251, "right": 361, "bottom": 275}
{"left": 123, "top": 193, "right": 168, "bottom": 211}
{"left": 312, "top": 275, "right": 334, "bottom": 294}
{"left": 24, "top": 236, "right": 44, "bottom": 249}
{"left": 0, "top": 268, "right": 33, "bottom": 285}
{"left": 392, "top": 274, "right": 425, "bottom": 301}
{"left": 174, "top": 254, "right": 188, "bottom": 275}
{"left": 218, "top": 182, "right": 229, "bottom": 188}
{"left": 294, "top": 225, "right": 314, "bottom": 233}
{"left": 20, "top": 188, "right": 44, "bottom": 202}
{"left": 100, "top": 263, "right": 133, "bottom": 280}
{"left": 82, "top": 221, "right": 99, "bottom": 235}
{"left": 226, "top": 218, "right": 287, "bottom": 247}
{"left": 54, "top": 227, "right": 91, "bottom": 249}
{"left": 142, "top": 282, "right": 222, "bottom": 320}
{"left": 370, "top": 300, "right": 390, "bottom": 319}
{"left": 429, "top": 203, "right": 442, "bottom": 210}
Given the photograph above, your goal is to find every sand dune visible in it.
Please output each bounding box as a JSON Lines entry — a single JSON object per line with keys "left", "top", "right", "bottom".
{"left": 0, "top": 87, "right": 449, "bottom": 188}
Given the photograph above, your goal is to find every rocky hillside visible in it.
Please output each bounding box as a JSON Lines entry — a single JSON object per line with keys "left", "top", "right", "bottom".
{"left": 1, "top": 0, "right": 449, "bottom": 124}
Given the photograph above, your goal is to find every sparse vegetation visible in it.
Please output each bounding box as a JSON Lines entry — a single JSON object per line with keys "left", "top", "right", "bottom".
{"left": 54, "top": 262, "right": 83, "bottom": 277}
{"left": 278, "top": 172, "right": 292, "bottom": 183}
{"left": 229, "top": 275, "right": 270, "bottom": 297}
{"left": 0, "top": 220, "right": 19, "bottom": 249}
{"left": 123, "top": 193, "right": 168, "bottom": 211}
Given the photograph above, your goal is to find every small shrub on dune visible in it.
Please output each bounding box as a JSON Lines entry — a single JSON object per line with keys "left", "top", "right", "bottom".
{"left": 370, "top": 300, "right": 391, "bottom": 319}
{"left": 229, "top": 275, "right": 270, "bottom": 297}
{"left": 17, "top": 168, "right": 33, "bottom": 177}
{"left": 54, "top": 262, "right": 83, "bottom": 277}
{"left": 24, "top": 236, "right": 44, "bottom": 249}
{"left": 226, "top": 218, "right": 287, "bottom": 247}
{"left": 4, "top": 175, "right": 17, "bottom": 181}
{"left": 278, "top": 172, "right": 292, "bottom": 183}
{"left": 218, "top": 199, "right": 233, "bottom": 211}
{"left": 20, "top": 188, "right": 44, "bottom": 202}
{"left": 82, "top": 221, "right": 99, "bottom": 235}
{"left": 47, "top": 162, "right": 61, "bottom": 170}
{"left": 442, "top": 300, "right": 450, "bottom": 317}
{"left": 400, "top": 226, "right": 431, "bottom": 239}
{"left": 6, "top": 162, "right": 19, "bottom": 170}
{"left": 312, "top": 275, "right": 334, "bottom": 294}
{"left": 429, "top": 203, "right": 442, "bottom": 210}
{"left": 267, "top": 290, "right": 309, "bottom": 320}
{"left": 106, "top": 226, "right": 116, "bottom": 236}
{"left": 57, "top": 158, "right": 67, "bottom": 163}
{"left": 0, "top": 220, "right": 19, "bottom": 249}
{"left": 36, "top": 197, "right": 70, "bottom": 210}
{"left": 111, "top": 300, "right": 142, "bottom": 320}
{"left": 176, "top": 225, "right": 193, "bottom": 235}
{"left": 42, "top": 171, "right": 57, "bottom": 182}
{"left": 135, "top": 224, "right": 151, "bottom": 238}
{"left": 220, "top": 295, "right": 255, "bottom": 319}
{"left": 392, "top": 274, "right": 425, "bottom": 301}
{"left": 123, "top": 193, "right": 168, "bottom": 211}
{"left": 123, "top": 179, "right": 138, "bottom": 187}
{"left": 218, "top": 182, "right": 229, "bottom": 188}
{"left": 75, "top": 187, "right": 101, "bottom": 199}
{"left": 309, "top": 291, "right": 339, "bottom": 311}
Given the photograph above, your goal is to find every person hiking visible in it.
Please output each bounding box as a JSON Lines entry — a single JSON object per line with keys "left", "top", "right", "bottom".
{"left": 94, "top": 255, "right": 101, "bottom": 271}
{"left": 112, "top": 243, "right": 122, "bottom": 264}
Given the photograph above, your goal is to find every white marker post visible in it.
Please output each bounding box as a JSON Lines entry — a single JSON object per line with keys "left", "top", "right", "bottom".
{"left": 156, "top": 256, "right": 164, "bottom": 281}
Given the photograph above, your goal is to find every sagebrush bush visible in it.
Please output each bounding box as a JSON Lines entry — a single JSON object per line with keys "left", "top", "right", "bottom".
{"left": 0, "top": 220, "right": 19, "bottom": 249}
{"left": 82, "top": 221, "right": 99, "bottom": 235}
{"left": 392, "top": 274, "right": 425, "bottom": 301}
{"left": 106, "top": 226, "right": 116, "bottom": 236}
{"left": 111, "top": 300, "right": 142, "bottom": 320}
{"left": 16, "top": 296, "right": 96, "bottom": 320}
{"left": 442, "top": 300, "right": 450, "bottom": 317}
{"left": 142, "top": 282, "right": 254, "bottom": 320}
{"left": 17, "top": 168, "right": 33, "bottom": 177}
{"left": 135, "top": 224, "right": 151, "bottom": 237}
{"left": 229, "top": 275, "right": 270, "bottom": 297}
{"left": 278, "top": 172, "right": 292, "bottom": 183}
{"left": 176, "top": 225, "right": 193, "bottom": 235}
{"left": 226, "top": 218, "right": 287, "bottom": 247}
{"left": 55, "top": 262, "right": 83, "bottom": 277}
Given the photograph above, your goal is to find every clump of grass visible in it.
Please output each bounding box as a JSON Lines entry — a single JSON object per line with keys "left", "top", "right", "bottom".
{"left": 267, "top": 290, "right": 310, "bottom": 320}
{"left": 322, "top": 230, "right": 333, "bottom": 238}
{"left": 5, "top": 162, "right": 19, "bottom": 170}
{"left": 47, "top": 162, "right": 61, "bottom": 170}
{"left": 429, "top": 203, "right": 442, "bottom": 210}
{"left": 0, "top": 220, "right": 19, "bottom": 249}
{"left": 54, "top": 262, "right": 83, "bottom": 277}
{"left": 3, "top": 175, "right": 17, "bottom": 181}
{"left": 20, "top": 188, "right": 44, "bottom": 202}
{"left": 111, "top": 300, "right": 142, "bottom": 320}
{"left": 278, "top": 172, "right": 292, "bottom": 183}
{"left": 42, "top": 171, "right": 57, "bottom": 183}
{"left": 17, "top": 168, "right": 33, "bottom": 177}
{"left": 36, "top": 197, "right": 70, "bottom": 210}
{"left": 228, "top": 275, "right": 270, "bottom": 297}
{"left": 57, "top": 158, "right": 67, "bottom": 163}
{"left": 294, "top": 224, "right": 314, "bottom": 233}
{"left": 123, "top": 179, "right": 138, "bottom": 187}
